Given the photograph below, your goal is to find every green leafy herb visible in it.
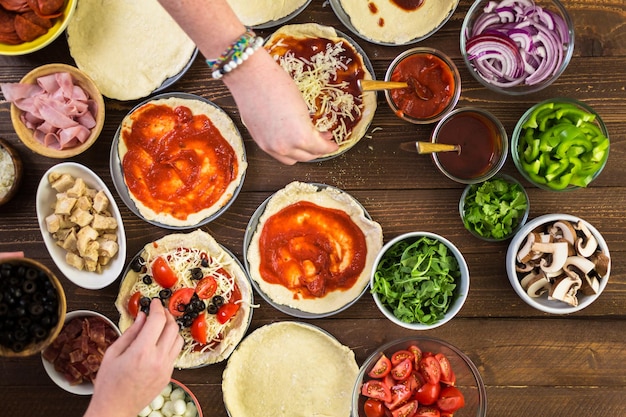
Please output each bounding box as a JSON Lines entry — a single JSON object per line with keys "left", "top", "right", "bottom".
{"left": 372, "top": 236, "right": 459, "bottom": 325}
{"left": 462, "top": 177, "right": 528, "bottom": 240}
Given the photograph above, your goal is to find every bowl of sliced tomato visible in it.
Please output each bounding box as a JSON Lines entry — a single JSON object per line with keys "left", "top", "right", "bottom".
{"left": 352, "top": 336, "right": 486, "bottom": 417}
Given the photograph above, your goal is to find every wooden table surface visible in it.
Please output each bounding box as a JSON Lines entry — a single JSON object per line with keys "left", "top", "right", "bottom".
{"left": 1, "top": 1, "right": 625, "bottom": 416}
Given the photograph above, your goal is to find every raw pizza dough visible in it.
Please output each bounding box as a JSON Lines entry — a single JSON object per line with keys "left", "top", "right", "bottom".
{"left": 118, "top": 96, "right": 246, "bottom": 228}
{"left": 222, "top": 321, "right": 358, "bottom": 417}
{"left": 66, "top": 0, "right": 196, "bottom": 100}
{"left": 265, "top": 23, "right": 377, "bottom": 158}
{"left": 338, "top": 0, "right": 459, "bottom": 44}
{"left": 115, "top": 230, "right": 253, "bottom": 369}
{"left": 246, "top": 181, "right": 383, "bottom": 314}
{"left": 226, "top": 0, "right": 309, "bottom": 27}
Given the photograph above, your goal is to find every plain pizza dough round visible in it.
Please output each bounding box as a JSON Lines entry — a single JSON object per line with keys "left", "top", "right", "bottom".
{"left": 226, "top": 0, "right": 309, "bottom": 26}
{"left": 222, "top": 321, "right": 358, "bottom": 417}
{"left": 246, "top": 181, "right": 383, "bottom": 315}
{"left": 118, "top": 96, "right": 247, "bottom": 227}
{"left": 66, "top": 0, "right": 196, "bottom": 100}
{"left": 338, "top": 0, "right": 459, "bottom": 44}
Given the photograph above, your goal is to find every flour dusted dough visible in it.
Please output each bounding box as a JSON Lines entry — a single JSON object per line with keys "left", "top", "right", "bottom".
{"left": 339, "top": 0, "right": 459, "bottom": 44}
{"left": 247, "top": 181, "right": 383, "bottom": 314}
{"left": 67, "top": 0, "right": 196, "bottom": 100}
{"left": 118, "top": 96, "right": 246, "bottom": 227}
{"left": 226, "top": 0, "right": 309, "bottom": 27}
{"left": 222, "top": 321, "right": 358, "bottom": 417}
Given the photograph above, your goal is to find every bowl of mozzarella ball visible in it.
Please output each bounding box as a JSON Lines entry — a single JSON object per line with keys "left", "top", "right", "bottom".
{"left": 139, "top": 379, "right": 202, "bottom": 417}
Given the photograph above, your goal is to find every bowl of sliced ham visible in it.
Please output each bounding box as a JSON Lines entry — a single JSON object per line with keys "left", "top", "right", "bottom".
{"left": 41, "top": 309, "right": 120, "bottom": 395}
{"left": 2, "top": 63, "right": 105, "bottom": 158}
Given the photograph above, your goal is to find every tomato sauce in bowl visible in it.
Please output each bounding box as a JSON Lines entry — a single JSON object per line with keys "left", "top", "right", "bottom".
{"left": 430, "top": 107, "right": 508, "bottom": 184}
{"left": 385, "top": 47, "right": 461, "bottom": 124}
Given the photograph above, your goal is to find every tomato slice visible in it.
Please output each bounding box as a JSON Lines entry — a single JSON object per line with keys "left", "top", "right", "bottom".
{"left": 436, "top": 386, "right": 465, "bottom": 413}
{"left": 419, "top": 356, "right": 442, "bottom": 385}
{"left": 190, "top": 312, "right": 208, "bottom": 344}
{"left": 127, "top": 291, "right": 142, "bottom": 318}
{"left": 414, "top": 382, "right": 440, "bottom": 406}
{"left": 152, "top": 256, "right": 178, "bottom": 288}
{"left": 196, "top": 276, "right": 218, "bottom": 299}
{"left": 435, "top": 353, "right": 455, "bottom": 386}
{"left": 415, "top": 407, "right": 440, "bottom": 417}
{"left": 368, "top": 354, "right": 392, "bottom": 379}
{"left": 216, "top": 302, "right": 240, "bottom": 324}
{"left": 408, "top": 345, "right": 423, "bottom": 368}
{"left": 385, "top": 383, "right": 413, "bottom": 410}
{"left": 391, "top": 350, "right": 415, "bottom": 366}
{"left": 168, "top": 288, "right": 195, "bottom": 317}
{"left": 363, "top": 398, "right": 385, "bottom": 417}
{"left": 362, "top": 380, "right": 392, "bottom": 403}
{"left": 391, "top": 400, "right": 418, "bottom": 417}
{"left": 391, "top": 358, "right": 413, "bottom": 381}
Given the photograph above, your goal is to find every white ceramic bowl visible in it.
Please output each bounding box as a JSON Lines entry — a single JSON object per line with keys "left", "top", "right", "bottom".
{"left": 370, "top": 232, "right": 469, "bottom": 330}
{"left": 140, "top": 379, "right": 203, "bottom": 417}
{"left": 41, "top": 310, "right": 121, "bottom": 395}
{"left": 36, "top": 162, "right": 126, "bottom": 289}
{"left": 506, "top": 214, "right": 611, "bottom": 314}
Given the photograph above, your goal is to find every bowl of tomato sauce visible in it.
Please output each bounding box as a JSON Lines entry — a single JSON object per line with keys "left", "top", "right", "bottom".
{"left": 431, "top": 107, "right": 508, "bottom": 184}
{"left": 384, "top": 47, "right": 461, "bottom": 124}
{"left": 352, "top": 336, "right": 487, "bottom": 417}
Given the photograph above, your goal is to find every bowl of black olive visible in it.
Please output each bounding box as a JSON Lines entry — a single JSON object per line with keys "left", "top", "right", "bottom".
{"left": 0, "top": 257, "right": 66, "bottom": 357}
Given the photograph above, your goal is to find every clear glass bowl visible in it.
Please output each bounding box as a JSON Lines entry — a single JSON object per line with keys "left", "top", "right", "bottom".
{"left": 431, "top": 107, "right": 508, "bottom": 184}
{"left": 511, "top": 97, "right": 609, "bottom": 191}
{"left": 384, "top": 47, "right": 461, "bottom": 125}
{"left": 352, "top": 336, "right": 487, "bottom": 417}
{"left": 459, "top": 173, "right": 530, "bottom": 242}
{"left": 460, "top": 0, "right": 574, "bottom": 95}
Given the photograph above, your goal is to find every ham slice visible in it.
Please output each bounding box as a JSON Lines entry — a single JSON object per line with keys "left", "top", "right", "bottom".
{"left": 0, "top": 72, "right": 98, "bottom": 151}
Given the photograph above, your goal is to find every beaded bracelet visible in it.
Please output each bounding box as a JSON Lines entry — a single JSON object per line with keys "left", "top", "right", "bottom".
{"left": 206, "top": 28, "right": 265, "bottom": 79}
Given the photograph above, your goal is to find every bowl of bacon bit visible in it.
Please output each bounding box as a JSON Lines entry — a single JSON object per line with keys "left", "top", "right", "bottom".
{"left": 0, "top": 0, "right": 77, "bottom": 55}
{"left": 41, "top": 309, "right": 120, "bottom": 395}
{"left": 2, "top": 63, "right": 105, "bottom": 158}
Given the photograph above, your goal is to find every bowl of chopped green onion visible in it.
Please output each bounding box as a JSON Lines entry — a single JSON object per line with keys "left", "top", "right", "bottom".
{"left": 459, "top": 174, "right": 530, "bottom": 242}
{"left": 511, "top": 98, "right": 609, "bottom": 191}
{"left": 370, "top": 232, "right": 469, "bottom": 330}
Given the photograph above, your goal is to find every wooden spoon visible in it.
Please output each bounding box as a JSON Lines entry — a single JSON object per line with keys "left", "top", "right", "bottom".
{"left": 359, "top": 78, "right": 433, "bottom": 101}
{"left": 400, "top": 141, "right": 461, "bottom": 154}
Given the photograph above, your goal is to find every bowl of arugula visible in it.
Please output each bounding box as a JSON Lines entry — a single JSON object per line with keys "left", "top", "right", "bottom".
{"left": 459, "top": 174, "right": 530, "bottom": 241}
{"left": 370, "top": 232, "right": 469, "bottom": 330}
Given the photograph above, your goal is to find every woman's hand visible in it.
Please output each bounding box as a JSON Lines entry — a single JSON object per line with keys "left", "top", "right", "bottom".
{"left": 83, "top": 299, "right": 183, "bottom": 417}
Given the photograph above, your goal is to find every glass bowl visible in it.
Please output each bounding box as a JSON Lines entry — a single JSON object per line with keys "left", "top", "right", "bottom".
{"left": 384, "top": 47, "right": 461, "bottom": 124}
{"left": 511, "top": 97, "right": 609, "bottom": 191}
{"left": 460, "top": 0, "right": 574, "bottom": 95}
{"left": 370, "top": 232, "right": 469, "bottom": 331}
{"left": 431, "top": 107, "right": 508, "bottom": 184}
{"left": 459, "top": 174, "right": 530, "bottom": 242}
{"left": 506, "top": 213, "right": 611, "bottom": 314}
{"left": 352, "top": 336, "right": 487, "bottom": 417}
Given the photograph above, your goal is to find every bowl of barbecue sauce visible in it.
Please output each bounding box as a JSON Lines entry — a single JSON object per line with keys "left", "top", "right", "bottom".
{"left": 430, "top": 107, "right": 508, "bottom": 184}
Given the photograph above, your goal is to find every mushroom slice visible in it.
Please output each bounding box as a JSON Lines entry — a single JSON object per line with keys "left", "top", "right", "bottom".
{"left": 549, "top": 220, "right": 577, "bottom": 246}
{"left": 520, "top": 270, "right": 550, "bottom": 297}
{"left": 549, "top": 275, "right": 582, "bottom": 306}
{"left": 590, "top": 252, "right": 611, "bottom": 277}
{"left": 563, "top": 256, "right": 600, "bottom": 296}
{"left": 517, "top": 232, "right": 541, "bottom": 263}
{"left": 574, "top": 221, "right": 598, "bottom": 257}
{"left": 531, "top": 241, "right": 569, "bottom": 274}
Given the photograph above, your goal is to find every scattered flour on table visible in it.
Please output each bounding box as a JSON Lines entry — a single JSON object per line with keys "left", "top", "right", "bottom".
{"left": 0, "top": 147, "right": 15, "bottom": 199}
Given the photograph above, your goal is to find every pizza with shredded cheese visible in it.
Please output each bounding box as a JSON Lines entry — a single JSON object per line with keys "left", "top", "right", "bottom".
{"left": 115, "top": 230, "right": 253, "bottom": 368}
{"left": 264, "top": 23, "right": 377, "bottom": 158}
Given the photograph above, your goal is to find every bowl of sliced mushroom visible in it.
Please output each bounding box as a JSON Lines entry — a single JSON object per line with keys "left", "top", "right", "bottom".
{"left": 506, "top": 213, "right": 611, "bottom": 314}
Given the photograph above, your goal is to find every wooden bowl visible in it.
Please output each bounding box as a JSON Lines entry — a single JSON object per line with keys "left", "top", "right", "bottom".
{"left": 0, "top": 137, "right": 23, "bottom": 206}
{"left": 0, "top": 257, "right": 67, "bottom": 357}
{"left": 10, "top": 63, "right": 105, "bottom": 158}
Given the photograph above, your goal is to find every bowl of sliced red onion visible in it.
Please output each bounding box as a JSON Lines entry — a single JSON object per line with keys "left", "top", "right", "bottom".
{"left": 460, "top": 0, "right": 574, "bottom": 95}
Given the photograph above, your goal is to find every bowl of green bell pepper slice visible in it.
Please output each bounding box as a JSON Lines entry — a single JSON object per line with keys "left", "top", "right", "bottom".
{"left": 511, "top": 98, "right": 609, "bottom": 191}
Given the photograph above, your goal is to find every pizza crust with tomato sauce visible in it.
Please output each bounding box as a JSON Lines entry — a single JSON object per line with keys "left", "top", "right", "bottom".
{"left": 264, "top": 23, "right": 377, "bottom": 158}
{"left": 222, "top": 321, "right": 358, "bottom": 417}
{"left": 115, "top": 230, "right": 253, "bottom": 369}
{"left": 118, "top": 96, "right": 246, "bottom": 228}
{"left": 246, "top": 181, "right": 383, "bottom": 314}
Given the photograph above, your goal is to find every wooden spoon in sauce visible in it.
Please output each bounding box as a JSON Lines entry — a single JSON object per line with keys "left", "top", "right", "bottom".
{"left": 400, "top": 141, "right": 461, "bottom": 154}
{"left": 359, "top": 78, "right": 433, "bottom": 101}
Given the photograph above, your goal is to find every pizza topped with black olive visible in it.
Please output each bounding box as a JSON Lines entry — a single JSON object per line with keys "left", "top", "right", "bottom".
{"left": 115, "top": 230, "right": 253, "bottom": 368}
